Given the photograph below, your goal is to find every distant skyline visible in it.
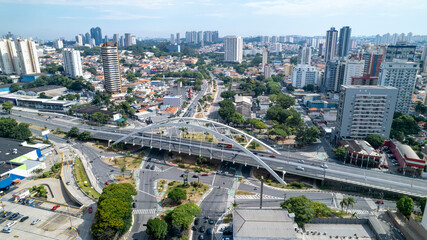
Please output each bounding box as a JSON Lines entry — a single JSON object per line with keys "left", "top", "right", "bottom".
{"left": 1, "top": 0, "right": 427, "bottom": 40}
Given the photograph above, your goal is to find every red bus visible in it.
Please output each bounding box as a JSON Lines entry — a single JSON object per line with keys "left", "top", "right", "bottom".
{"left": 217, "top": 142, "right": 233, "bottom": 148}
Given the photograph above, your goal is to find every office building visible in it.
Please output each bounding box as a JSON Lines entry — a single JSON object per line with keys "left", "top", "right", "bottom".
{"left": 325, "top": 27, "right": 338, "bottom": 61}
{"left": 124, "top": 33, "right": 132, "bottom": 47}
{"left": 351, "top": 73, "right": 378, "bottom": 85}
{"left": 262, "top": 48, "right": 267, "bottom": 69}
{"left": 318, "top": 43, "right": 324, "bottom": 56}
{"left": 170, "top": 34, "right": 175, "bottom": 44}
{"left": 338, "top": 26, "right": 351, "bottom": 57}
{"left": 84, "top": 32, "right": 91, "bottom": 44}
{"left": 166, "top": 45, "right": 180, "bottom": 52}
{"left": 163, "top": 95, "right": 182, "bottom": 107}
{"left": 198, "top": 31, "right": 203, "bottom": 44}
{"left": 224, "top": 36, "right": 243, "bottom": 63}
{"left": 0, "top": 38, "right": 40, "bottom": 75}
{"left": 343, "top": 59, "right": 364, "bottom": 85}
{"left": 100, "top": 42, "right": 122, "bottom": 93}
{"left": 322, "top": 60, "right": 345, "bottom": 92}
{"left": 385, "top": 43, "right": 416, "bottom": 62}
{"left": 291, "top": 65, "right": 318, "bottom": 88}
{"left": 297, "top": 44, "right": 312, "bottom": 65}
{"left": 113, "top": 34, "right": 119, "bottom": 44}
{"left": 75, "top": 35, "right": 83, "bottom": 46}
{"left": 90, "top": 27, "right": 102, "bottom": 46}
{"left": 62, "top": 48, "right": 83, "bottom": 78}
{"left": 176, "top": 33, "right": 180, "bottom": 44}
{"left": 378, "top": 59, "right": 418, "bottom": 114}
{"left": 53, "top": 39, "right": 63, "bottom": 49}
{"left": 336, "top": 85, "right": 397, "bottom": 140}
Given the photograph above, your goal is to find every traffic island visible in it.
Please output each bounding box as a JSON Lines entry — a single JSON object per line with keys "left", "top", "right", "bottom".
{"left": 74, "top": 157, "right": 100, "bottom": 200}
{"left": 166, "top": 152, "right": 220, "bottom": 173}
{"left": 156, "top": 180, "right": 210, "bottom": 208}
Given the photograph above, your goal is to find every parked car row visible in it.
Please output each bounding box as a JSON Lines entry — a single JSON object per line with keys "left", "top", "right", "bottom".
{"left": 1, "top": 211, "right": 41, "bottom": 233}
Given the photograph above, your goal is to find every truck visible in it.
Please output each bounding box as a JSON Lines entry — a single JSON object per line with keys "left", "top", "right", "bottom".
{"left": 12, "top": 189, "right": 30, "bottom": 200}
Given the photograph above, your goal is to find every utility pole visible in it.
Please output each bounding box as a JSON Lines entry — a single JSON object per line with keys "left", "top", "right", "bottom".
{"left": 260, "top": 176, "right": 264, "bottom": 209}
{"left": 284, "top": 193, "right": 287, "bottom": 202}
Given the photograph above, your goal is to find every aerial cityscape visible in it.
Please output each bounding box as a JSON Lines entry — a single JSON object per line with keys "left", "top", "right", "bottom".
{"left": 0, "top": 1, "right": 427, "bottom": 240}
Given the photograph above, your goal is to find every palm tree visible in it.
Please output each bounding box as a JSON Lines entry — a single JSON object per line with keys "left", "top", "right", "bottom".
{"left": 346, "top": 197, "right": 355, "bottom": 212}
{"left": 121, "top": 165, "right": 126, "bottom": 177}
{"left": 340, "top": 198, "right": 347, "bottom": 211}
{"left": 232, "top": 201, "right": 239, "bottom": 209}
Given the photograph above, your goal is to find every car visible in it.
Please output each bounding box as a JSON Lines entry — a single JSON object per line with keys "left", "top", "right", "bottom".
{"left": 147, "top": 158, "right": 151, "bottom": 162}
{"left": 296, "top": 166, "right": 304, "bottom": 171}
{"left": 6, "top": 221, "right": 17, "bottom": 228}
{"left": 27, "top": 199, "right": 35, "bottom": 205}
{"left": 192, "top": 175, "right": 198, "bottom": 178}
{"left": 208, "top": 218, "right": 214, "bottom": 224}
{"left": 269, "top": 155, "right": 276, "bottom": 158}
{"left": 298, "top": 160, "right": 305, "bottom": 163}
{"left": 132, "top": 202, "right": 136, "bottom": 208}
{"left": 2, "top": 227, "right": 11, "bottom": 233}
{"left": 202, "top": 173, "right": 209, "bottom": 176}
{"left": 180, "top": 174, "right": 184, "bottom": 177}
{"left": 381, "top": 201, "right": 385, "bottom": 204}
{"left": 204, "top": 215, "right": 209, "bottom": 219}
{"left": 88, "top": 207, "right": 93, "bottom": 213}
{"left": 199, "top": 226, "right": 206, "bottom": 233}
{"left": 207, "top": 228, "right": 212, "bottom": 235}
{"left": 66, "top": 181, "right": 70, "bottom": 185}
{"left": 376, "top": 200, "right": 382, "bottom": 204}
{"left": 216, "top": 170, "right": 222, "bottom": 174}
{"left": 146, "top": 164, "right": 150, "bottom": 169}
{"left": 194, "top": 218, "right": 199, "bottom": 225}
{"left": 20, "top": 216, "right": 29, "bottom": 222}
{"left": 105, "top": 181, "right": 110, "bottom": 185}
{"left": 55, "top": 116, "right": 60, "bottom": 118}
{"left": 150, "top": 165, "right": 155, "bottom": 170}
{"left": 9, "top": 213, "right": 19, "bottom": 220}
{"left": 31, "top": 218, "right": 41, "bottom": 225}
{"left": 198, "top": 235, "right": 205, "bottom": 240}
{"left": 52, "top": 205, "right": 60, "bottom": 211}
{"left": 191, "top": 226, "right": 197, "bottom": 231}
{"left": 224, "top": 171, "right": 229, "bottom": 175}
{"left": 320, "top": 163, "right": 328, "bottom": 169}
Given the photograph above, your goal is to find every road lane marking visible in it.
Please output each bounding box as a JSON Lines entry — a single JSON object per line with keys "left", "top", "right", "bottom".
{"left": 137, "top": 189, "right": 156, "bottom": 198}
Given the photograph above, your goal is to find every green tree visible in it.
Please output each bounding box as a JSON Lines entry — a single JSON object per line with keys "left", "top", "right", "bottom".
{"left": 218, "top": 99, "right": 236, "bottom": 122}
{"left": 391, "top": 115, "right": 420, "bottom": 137}
{"left": 127, "top": 87, "right": 134, "bottom": 94}
{"left": 220, "top": 90, "right": 236, "bottom": 99}
{"left": 333, "top": 146, "right": 346, "bottom": 161}
{"left": 396, "top": 196, "right": 414, "bottom": 217}
{"left": 295, "top": 125, "right": 321, "bottom": 147}
{"left": 229, "top": 112, "right": 244, "bottom": 125}
{"left": 168, "top": 187, "right": 187, "bottom": 203}
{"left": 313, "top": 201, "right": 332, "bottom": 217}
{"left": 67, "top": 127, "right": 80, "bottom": 138}
{"left": 0, "top": 117, "right": 18, "bottom": 138}
{"left": 286, "top": 84, "right": 295, "bottom": 92}
{"left": 418, "top": 197, "right": 426, "bottom": 215}
{"left": 281, "top": 196, "right": 315, "bottom": 227}
{"left": 2, "top": 101, "right": 13, "bottom": 113}
{"left": 9, "top": 83, "right": 21, "bottom": 93}
{"left": 91, "top": 112, "right": 109, "bottom": 125}
{"left": 266, "top": 81, "right": 281, "bottom": 95}
{"left": 276, "top": 93, "right": 295, "bottom": 109}
{"left": 77, "top": 131, "right": 92, "bottom": 141}
{"left": 121, "top": 165, "right": 126, "bottom": 177}
{"left": 365, "top": 135, "right": 385, "bottom": 149}
{"left": 146, "top": 218, "right": 168, "bottom": 239}
{"left": 11, "top": 123, "right": 32, "bottom": 140}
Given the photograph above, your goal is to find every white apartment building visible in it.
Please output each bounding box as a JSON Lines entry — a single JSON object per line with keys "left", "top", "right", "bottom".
{"left": 75, "top": 35, "right": 83, "bottom": 46}
{"left": 297, "top": 44, "right": 312, "bottom": 65}
{"left": 378, "top": 59, "right": 418, "bottom": 114}
{"left": 291, "top": 64, "right": 318, "bottom": 88}
{"left": 336, "top": 85, "right": 398, "bottom": 140}
{"left": 163, "top": 95, "right": 182, "bottom": 107}
{"left": 53, "top": 39, "right": 63, "bottom": 49}
{"left": 0, "top": 38, "right": 40, "bottom": 75}
{"left": 224, "top": 36, "right": 243, "bottom": 63}
{"left": 101, "top": 42, "right": 122, "bottom": 93}
{"left": 62, "top": 48, "right": 83, "bottom": 77}
{"left": 343, "top": 59, "right": 364, "bottom": 85}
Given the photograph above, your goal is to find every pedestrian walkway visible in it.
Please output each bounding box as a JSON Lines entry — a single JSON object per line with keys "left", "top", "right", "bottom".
{"left": 235, "top": 193, "right": 282, "bottom": 200}
{"left": 133, "top": 209, "right": 157, "bottom": 215}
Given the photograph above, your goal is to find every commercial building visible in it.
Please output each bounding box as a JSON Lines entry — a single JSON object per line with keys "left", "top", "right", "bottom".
{"left": 325, "top": 27, "right": 338, "bottom": 61}
{"left": 235, "top": 95, "right": 252, "bottom": 118}
{"left": 378, "top": 59, "right": 418, "bottom": 114}
{"left": 101, "top": 42, "right": 122, "bottom": 93}
{"left": 386, "top": 140, "right": 426, "bottom": 176}
{"left": 62, "top": 48, "right": 83, "bottom": 77}
{"left": 335, "top": 85, "right": 397, "bottom": 140}
{"left": 342, "top": 59, "right": 364, "bottom": 85}
{"left": 291, "top": 65, "right": 318, "bottom": 88}
{"left": 90, "top": 27, "right": 102, "bottom": 46}
{"left": 297, "top": 44, "right": 311, "bottom": 65}
{"left": 262, "top": 48, "right": 268, "bottom": 69}
{"left": 264, "top": 64, "right": 272, "bottom": 78}
{"left": 0, "top": 138, "right": 51, "bottom": 190}
{"left": 338, "top": 26, "right": 352, "bottom": 57}
{"left": 70, "top": 104, "right": 122, "bottom": 122}
{"left": 322, "top": 59, "right": 345, "bottom": 92}
{"left": 232, "top": 209, "right": 297, "bottom": 240}
{"left": 337, "top": 140, "right": 381, "bottom": 166}
{"left": 224, "top": 36, "right": 243, "bottom": 63}
{"left": 385, "top": 43, "right": 416, "bottom": 62}
{"left": 0, "top": 38, "right": 40, "bottom": 75}
{"left": 162, "top": 95, "right": 182, "bottom": 107}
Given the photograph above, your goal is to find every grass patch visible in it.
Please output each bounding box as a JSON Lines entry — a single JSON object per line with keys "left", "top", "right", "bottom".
{"left": 223, "top": 213, "right": 233, "bottom": 223}
{"left": 157, "top": 179, "right": 167, "bottom": 194}
{"left": 161, "top": 180, "right": 209, "bottom": 207}
{"left": 180, "top": 132, "right": 217, "bottom": 143}
{"left": 332, "top": 210, "right": 353, "bottom": 218}
{"left": 74, "top": 157, "right": 100, "bottom": 200}
{"left": 105, "top": 154, "right": 144, "bottom": 170}
{"left": 114, "top": 175, "right": 136, "bottom": 187}
{"left": 235, "top": 190, "right": 256, "bottom": 195}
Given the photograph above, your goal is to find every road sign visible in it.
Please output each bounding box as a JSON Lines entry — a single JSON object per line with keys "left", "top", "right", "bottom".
{"left": 41, "top": 130, "right": 50, "bottom": 136}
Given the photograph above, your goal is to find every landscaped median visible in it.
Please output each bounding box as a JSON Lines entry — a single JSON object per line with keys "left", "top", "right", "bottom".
{"left": 74, "top": 157, "right": 100, "bottom": 200}
{"left": 157, "top": 179, "right": 210, "bottom": 207}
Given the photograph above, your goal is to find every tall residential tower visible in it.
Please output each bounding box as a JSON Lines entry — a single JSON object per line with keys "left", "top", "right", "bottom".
{"left": 101, "top": 42, "right": 122, "bottom": 93}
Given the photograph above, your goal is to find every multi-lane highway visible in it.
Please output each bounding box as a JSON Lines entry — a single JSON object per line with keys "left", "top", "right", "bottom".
{"left": 183, "top": 80, "right": 208, "bottom": 118}
{"left": 7, "top": 109, "right": 427, "bottom": 197}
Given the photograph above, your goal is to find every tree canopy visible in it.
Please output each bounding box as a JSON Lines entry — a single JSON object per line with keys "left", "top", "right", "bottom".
{"left": 391, "top": 114, "right": 420, "bottom": 140}
{"left": 281, "top": 196, "right": 315, "bottom": 227}
{"left": 2, "top": 102, "right": 13, "bottom": 113}
{"left": 396, "top": 196, "right": 414, "bottom": 217}
{"left": 220, "top": 90, "right": 236, "bottom": 99}
{"left": 0, "top": 117, "right": 32, "bottom": 140}
{"left": 295, "top": 125, "right": 321, "bottom": 147}
{"left": 365, "top": 135, "right": 385, "bottom": 149}
{"left": 146, "top": 218, "right": 168, "bottom": 239}
{"left": 66, "top": 127, "right": 80, "bottom": 138}
{"left": 168, "top": 187, "right": 187, "bottom": 203}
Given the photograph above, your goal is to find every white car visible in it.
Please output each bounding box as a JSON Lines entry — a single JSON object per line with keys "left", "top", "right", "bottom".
{"left": 296, "top": 166, "right": 304, "bottom": 171}
{"left": 320, "top": 163, "right": 328, "bottom": 169}
{"left": 6, "top": 221, "right": 17, "bottom": 228}
{"left": 298, "top": 160, "right": 305, "bottom": 163}
{"left": 31, "top": 218, "right": 41, "bottom": 225}
{"left": 2, "top": 227, "right": 11, "bottom": 233}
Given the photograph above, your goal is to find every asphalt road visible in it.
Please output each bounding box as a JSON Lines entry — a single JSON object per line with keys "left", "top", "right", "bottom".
{"left": 183, "top": 80, "right": 208, "bottom": 118}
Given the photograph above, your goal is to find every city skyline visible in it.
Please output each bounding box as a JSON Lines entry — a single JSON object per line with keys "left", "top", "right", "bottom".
{"left": 1, "top": 0, "right": 427, "bottom": 40}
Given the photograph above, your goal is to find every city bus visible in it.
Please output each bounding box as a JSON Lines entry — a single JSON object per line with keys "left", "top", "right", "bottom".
{"left": 217, "top": 142, "right": 233, "bottom": 148}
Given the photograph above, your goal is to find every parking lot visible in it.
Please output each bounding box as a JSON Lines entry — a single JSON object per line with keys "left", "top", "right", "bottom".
{"left": 0, "top": 201, "right": 83, "bottom": 239}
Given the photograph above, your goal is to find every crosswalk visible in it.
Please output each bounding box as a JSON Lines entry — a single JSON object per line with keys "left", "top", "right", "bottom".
{"left": 235, "top": 194, "right": 282, "bottom": 200}
{"left": 133, "top": 209, "right": 157, "bottom": 215}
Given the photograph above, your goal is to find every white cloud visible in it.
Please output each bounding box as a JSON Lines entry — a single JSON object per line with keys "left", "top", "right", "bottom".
{"left": 244, "top": 0, "right": 427, "bottom": 17}
{"left": 0, "top": 0, "right": 175, "bottom": 9}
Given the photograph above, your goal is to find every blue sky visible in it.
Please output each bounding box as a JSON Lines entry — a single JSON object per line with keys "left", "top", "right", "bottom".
{"left": 1, "top": 0, "right": 427, "bottom": 40}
